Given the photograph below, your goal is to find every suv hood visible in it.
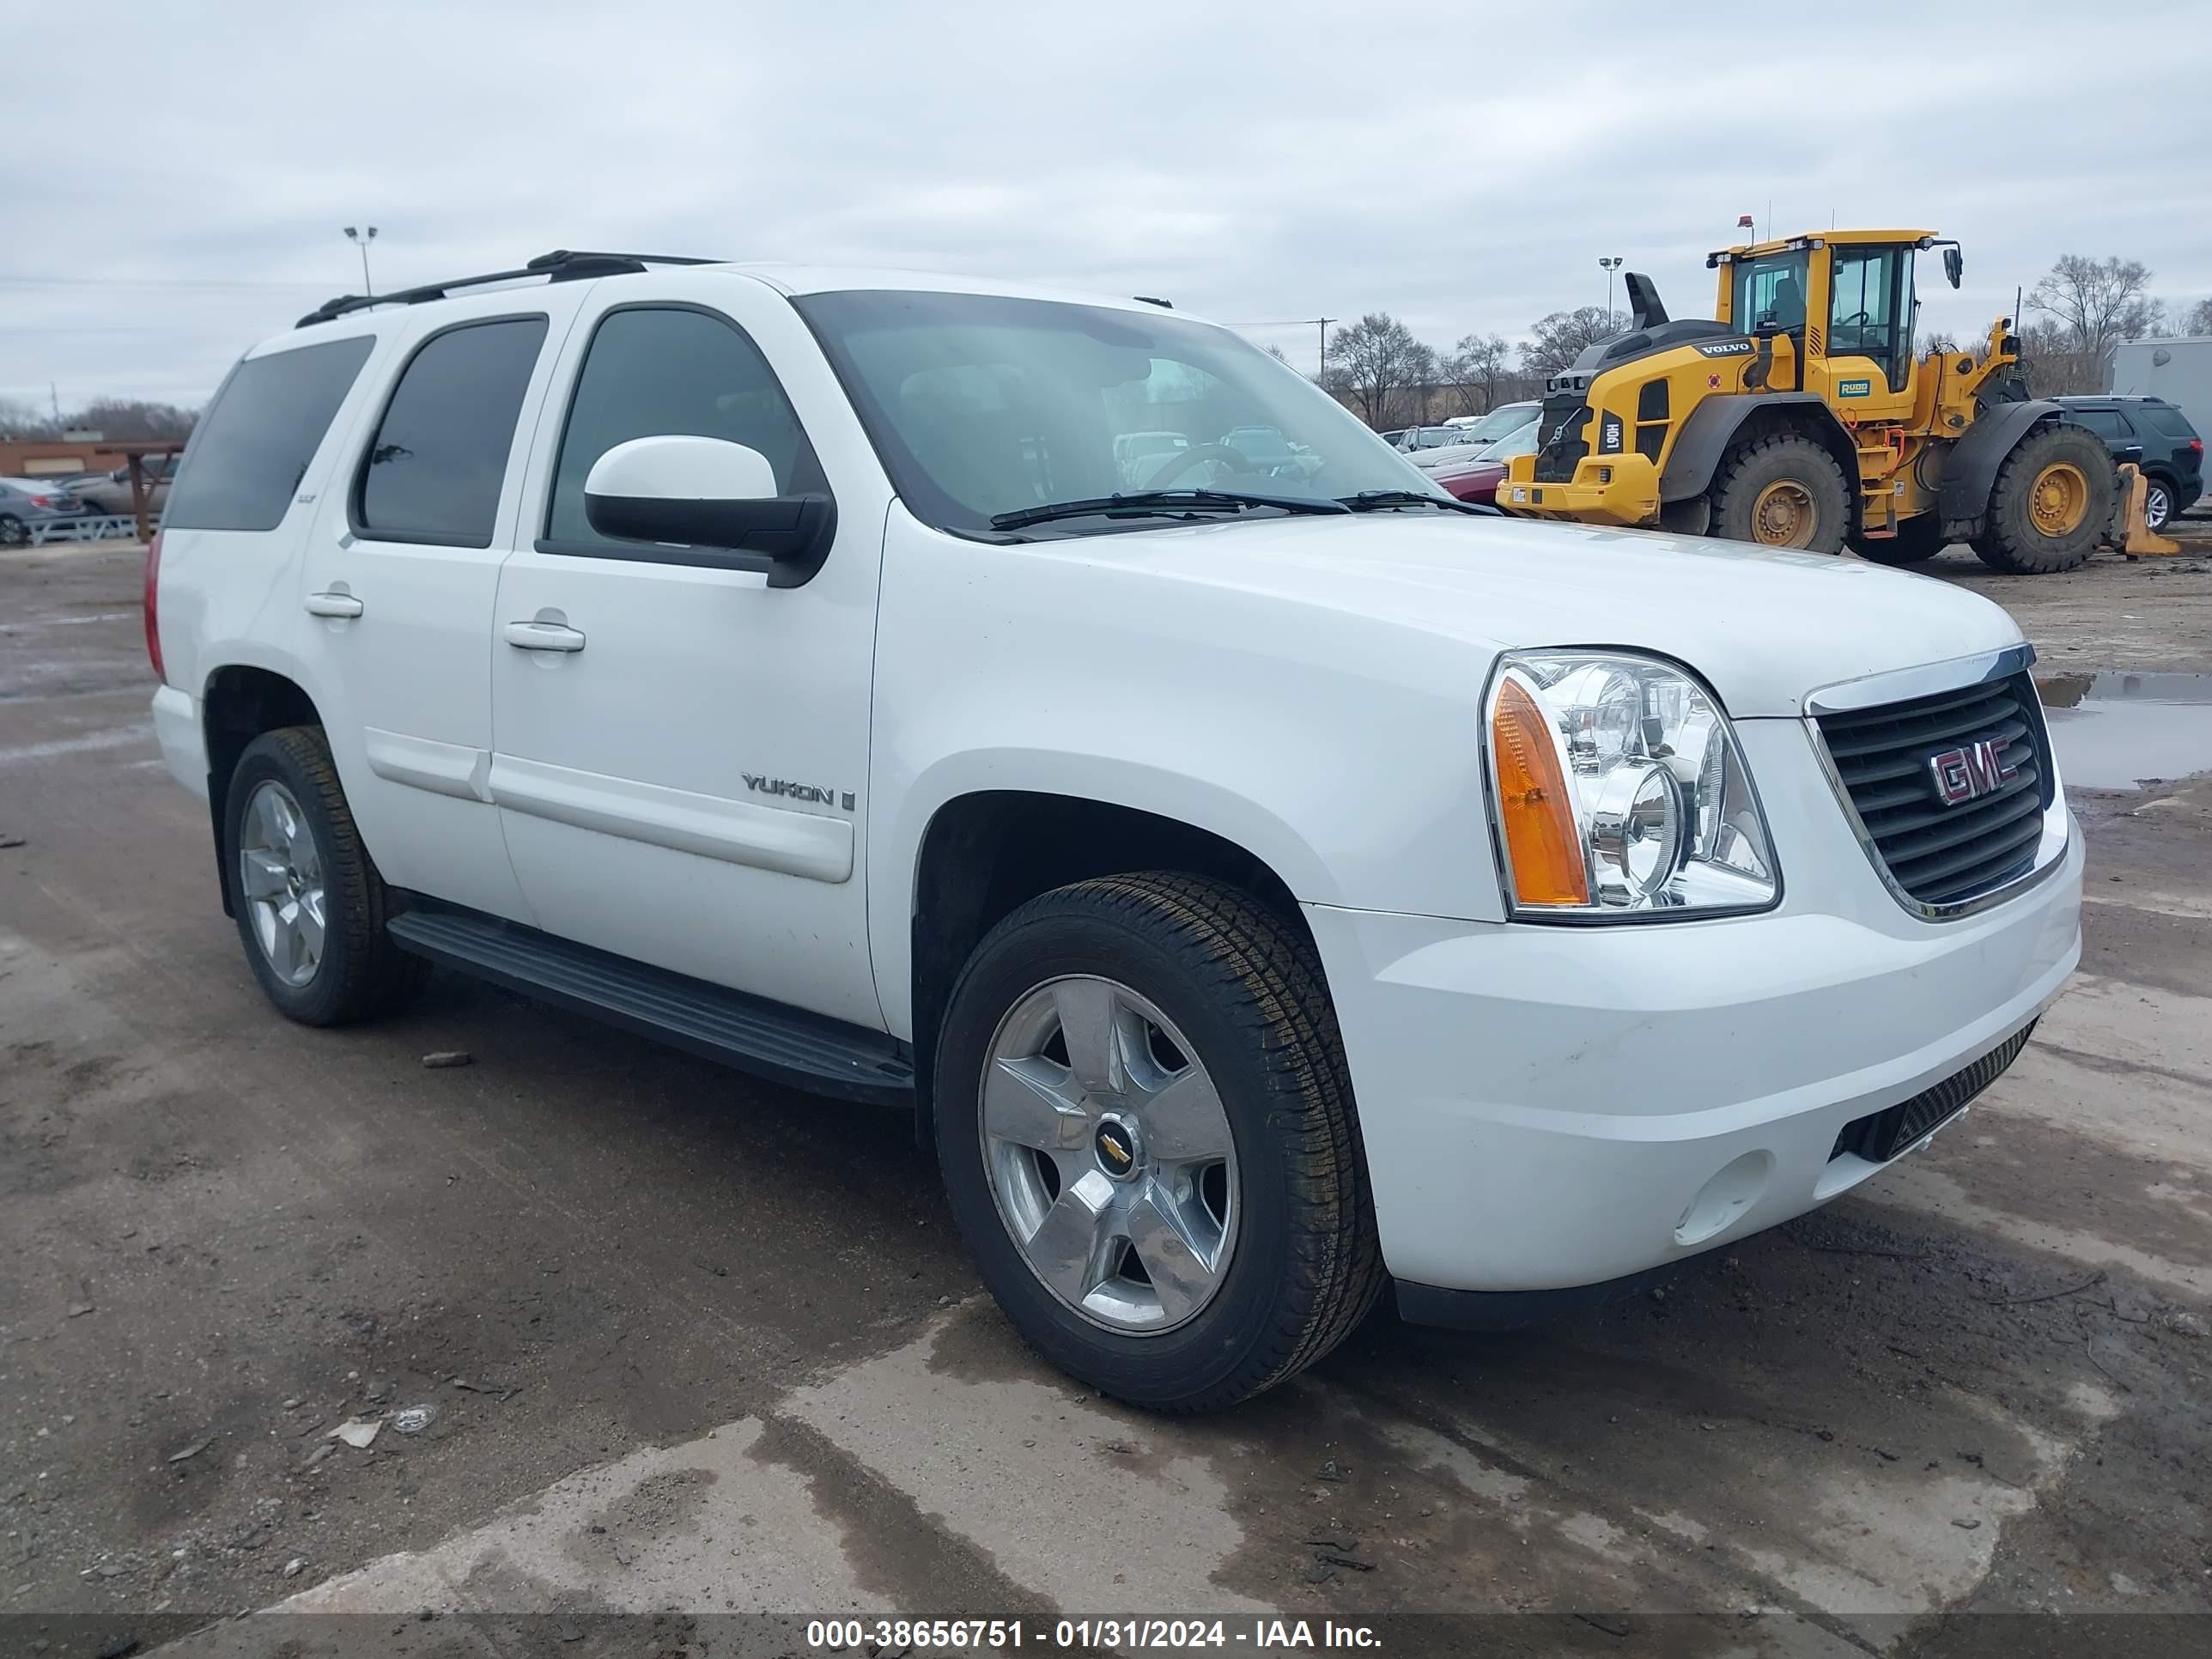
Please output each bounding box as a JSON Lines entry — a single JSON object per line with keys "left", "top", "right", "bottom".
{"left": 1096, "top": 513, "right": 2027, "bottom": 718}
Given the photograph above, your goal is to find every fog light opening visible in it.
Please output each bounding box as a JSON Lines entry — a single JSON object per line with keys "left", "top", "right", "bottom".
{"left": 1674, "top": 1150, "right": 1776, "bottom": 1247}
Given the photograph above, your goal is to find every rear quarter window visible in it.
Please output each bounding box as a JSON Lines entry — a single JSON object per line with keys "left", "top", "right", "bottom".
{"left": 2139, "top": 404, "right": 2201, "bottom": 441}
{"left": 163, "top": 336, "right": 375, "bottom": 532}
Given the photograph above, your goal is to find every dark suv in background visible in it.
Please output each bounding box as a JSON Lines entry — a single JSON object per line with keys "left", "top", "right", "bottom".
{"left": 2057, "top": 395, "right": 2203, "bottom": 532}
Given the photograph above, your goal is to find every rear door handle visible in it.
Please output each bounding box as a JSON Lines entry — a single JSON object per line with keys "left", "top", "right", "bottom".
{"left": 504, "top": 620, "right": 586, "bottom": 653}
{"left": 304, "top": 591, "right": 364, "bottom": 619}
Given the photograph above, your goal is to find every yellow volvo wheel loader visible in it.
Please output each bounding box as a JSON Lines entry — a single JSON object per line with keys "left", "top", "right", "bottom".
{"left": 1497, "top": 229, "right": 2172, "bottom": 571}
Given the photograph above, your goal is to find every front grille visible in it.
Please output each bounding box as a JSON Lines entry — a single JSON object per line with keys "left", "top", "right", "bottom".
{"left": 1831, "top": 1021, "right": 2035, "bottom": 1163}
{"left": 1816, "top": 672, "right": 2054, "bottom": 909}
{"left": 1532, "top": 392, "right": 1589, "bottom": 483}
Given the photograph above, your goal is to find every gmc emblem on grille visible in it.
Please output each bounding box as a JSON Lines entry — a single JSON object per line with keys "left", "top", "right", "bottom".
{"left": 1927, "top": 737, "right": 2018, "bottom": 806}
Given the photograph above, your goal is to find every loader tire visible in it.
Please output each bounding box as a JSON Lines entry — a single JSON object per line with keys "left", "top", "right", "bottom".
{"left": 1710, "top": 434, "right": 1850, "bottom": 553}
{"left": 1972, "top": 422, "right": 2112, "bottom": 574}
{"left": 1849, "top": 514, "right": 1949, "bottom": 566}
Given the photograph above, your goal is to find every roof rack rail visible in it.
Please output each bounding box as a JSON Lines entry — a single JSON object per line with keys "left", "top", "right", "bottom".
{"left": 295, "top": 248, "right": 725, "bottom": 329}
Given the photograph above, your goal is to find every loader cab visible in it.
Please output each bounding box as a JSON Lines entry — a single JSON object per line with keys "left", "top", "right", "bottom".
{"left": 1713, "top": 230, "right": 1937, "bottom": 422}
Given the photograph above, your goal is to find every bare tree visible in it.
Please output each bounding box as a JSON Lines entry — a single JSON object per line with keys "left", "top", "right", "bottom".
{"left": 0, "top": 397, "right": 58, "bottom": 441}
{"left": 2016, "top": 319, "right": 2106, "bottom": 397}
{"left": 1325, "top": 313, "right": 1437, "bottom": 429}
{"left": 2185, "top": 297, "right": 2212, "bottom": 337}
{"left": 1440, "top": 332, "right": 1511, "bottom": 416}
{"left": 1520, "top": 307, "right": 1622, "bottom": 379}
{"left": 67, "top": 398, "right": 198, "bottom": 441}
{"left": 2027, "top": 255, "right": 2160, "bottom": 364}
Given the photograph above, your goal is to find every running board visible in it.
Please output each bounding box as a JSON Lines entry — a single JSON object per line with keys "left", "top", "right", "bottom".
{"left": 386, "top": 908, "right": 915, "bottom": 1107}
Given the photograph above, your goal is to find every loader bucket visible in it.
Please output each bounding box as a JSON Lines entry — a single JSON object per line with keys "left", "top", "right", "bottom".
{"left": 2112, "top": 462, "right": 2183, "bottom": 559}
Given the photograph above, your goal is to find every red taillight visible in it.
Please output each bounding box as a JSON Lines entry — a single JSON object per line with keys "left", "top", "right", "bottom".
{"left": 30, "top": 495, "right": 54, "bottom": 507}
{"left": 2191, "top": 439, "right": 2204, "bottom": 455}
{"left": 143, "top": 531, "right": 165, "bottom": 682}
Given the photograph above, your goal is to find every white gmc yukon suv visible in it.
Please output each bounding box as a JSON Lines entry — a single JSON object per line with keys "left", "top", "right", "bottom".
{"left": 147, "top": 251, "right": 2081, "bottom": 1410}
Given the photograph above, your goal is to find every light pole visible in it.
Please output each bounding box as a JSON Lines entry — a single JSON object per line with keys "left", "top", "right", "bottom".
{"left": 343, "top": 226, "right": 379, "bottom": 295}
{"left": 1598, "top": 256, "right": 1623, "bottom": 327}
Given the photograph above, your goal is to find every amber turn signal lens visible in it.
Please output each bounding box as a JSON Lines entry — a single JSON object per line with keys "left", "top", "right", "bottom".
{"left": 1492, "top": 677, "right": 1590, "bottom": 907}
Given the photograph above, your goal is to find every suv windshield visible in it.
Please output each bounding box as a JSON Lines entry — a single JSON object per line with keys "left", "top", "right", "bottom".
{"left": 795, "top": 290, "right": 1436, "bottom": 536}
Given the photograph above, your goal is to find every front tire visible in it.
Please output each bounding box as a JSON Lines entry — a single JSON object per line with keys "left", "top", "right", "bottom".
{"left": 1972, "top": 422, "right": 2114, "bottom": 574}
{"left": 226, "top": 726, "right": 428, "bottom": 1026}
{"left": 934, "top": 873, "right": 1383, "bottom": 1412}
{"left": 1709, "top": 434, "right": 1850, "bottom": 552}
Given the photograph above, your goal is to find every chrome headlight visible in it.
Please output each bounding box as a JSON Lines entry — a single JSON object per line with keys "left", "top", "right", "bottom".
{"left": 1484, "top": 650, "right": 1779, "bottom": 919}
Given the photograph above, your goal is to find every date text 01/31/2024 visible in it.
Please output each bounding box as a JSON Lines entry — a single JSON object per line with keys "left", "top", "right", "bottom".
{"left": 805, "top": 1619, "right": 1383, "bottom": 1650}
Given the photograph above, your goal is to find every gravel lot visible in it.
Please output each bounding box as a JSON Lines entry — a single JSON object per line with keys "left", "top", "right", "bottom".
{"left": 3, "top": 537, "right": 2209, "bottom": 1657}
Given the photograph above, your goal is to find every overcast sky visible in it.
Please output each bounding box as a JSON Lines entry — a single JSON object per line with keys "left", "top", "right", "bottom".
{"left": 5, "top": 0, "right": 2209, "bottom": 411}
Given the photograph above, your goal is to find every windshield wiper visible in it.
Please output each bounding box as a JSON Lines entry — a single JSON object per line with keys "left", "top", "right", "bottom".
{"left": 990, "top": 489, "right": 1352, "bottom": 532}
{"left": 1335, "top": 489, "right": 1490, "bottom": 515}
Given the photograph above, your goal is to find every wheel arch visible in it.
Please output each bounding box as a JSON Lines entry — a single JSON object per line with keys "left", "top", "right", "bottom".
{"left": 1936, "top": 398, "right": 2064, "bottom": 534}
{"left": 201, "top": 663, "right": 325, "bottom": 916}
{"left": 901, "top": 786, "right": 1327, "bottom": 1150}
{"left": 1658, "top": 392, "right": 1859, "bottom": 512}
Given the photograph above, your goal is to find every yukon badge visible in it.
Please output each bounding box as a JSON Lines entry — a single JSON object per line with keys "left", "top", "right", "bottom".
{"left": 743, "top": 774, "right": 855, "bottom": 811}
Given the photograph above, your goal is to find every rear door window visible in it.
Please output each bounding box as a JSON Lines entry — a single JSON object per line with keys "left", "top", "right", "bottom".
{"left": 162, "top": 336, "right": 375, "bottom": 532}
{"left": 355, "top": 316, "right": 549, "bottom": 547}
{"left": 2068, "top": 408, "right": 2130, "bottom": 441}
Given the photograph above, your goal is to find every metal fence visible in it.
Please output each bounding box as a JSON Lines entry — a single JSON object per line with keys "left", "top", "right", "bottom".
{"left": 24, "top": 514, "right": 155, "bottom": 545}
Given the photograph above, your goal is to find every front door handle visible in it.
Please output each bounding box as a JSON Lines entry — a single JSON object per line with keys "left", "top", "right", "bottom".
{"left": 304, "top": 591, "right": 364, "bottom": 619}
{"left": 504, "top": 620, "right": 586, "bottom": 653}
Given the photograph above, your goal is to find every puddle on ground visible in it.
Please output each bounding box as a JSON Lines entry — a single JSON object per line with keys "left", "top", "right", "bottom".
{"left": 2037, "top": 672, "right": 2212, "bottom": 790}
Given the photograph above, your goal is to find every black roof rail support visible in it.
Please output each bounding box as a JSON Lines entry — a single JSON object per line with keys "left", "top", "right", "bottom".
{"left": 296, "top": 248, "right": 726, "bottom": 328}
{"left": 1133, "top": 295, "right": 1173, "bottom": 308}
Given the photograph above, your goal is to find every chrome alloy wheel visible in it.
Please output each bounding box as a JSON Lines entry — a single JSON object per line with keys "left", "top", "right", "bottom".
{"left": 237, "top": 780, "right": 325, "bottom": 988}
{"left": 979, "top": 976, "right": 1237, "bottom": 1334}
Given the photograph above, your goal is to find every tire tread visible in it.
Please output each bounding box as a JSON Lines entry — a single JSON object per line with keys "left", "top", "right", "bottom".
{"left": 233, "top": 726, "right": 428, "bottom": 1024}
{"left": 946, "top": 872, "right": 1384, "bottom": 1412}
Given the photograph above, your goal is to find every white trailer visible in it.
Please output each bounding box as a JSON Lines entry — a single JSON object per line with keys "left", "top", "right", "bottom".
{"left": 2110, "top": 337, "right": 2212, "bottom": 440}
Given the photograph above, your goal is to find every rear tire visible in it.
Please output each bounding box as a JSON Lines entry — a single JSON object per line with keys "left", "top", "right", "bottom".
{"left": 226, "top": 726, "right": 429, "bottom": 1026}
{"left": 1972, "top": 422, "right": 2113, "bottom": 574}
{"left": 933, "top": 873, "right": 1384, "bottom": 1413}
{"left": 1849, "top": 514, "right": 1949, "bottom": 566}
{"left": 0, "top": 514, "right": 26, "bottom": 547}
{"left": 1709, "top": 434, "right": 1850, "bottom": 552}
{"left": 2142, "top": 476, "right": 2173, "bottom": 533}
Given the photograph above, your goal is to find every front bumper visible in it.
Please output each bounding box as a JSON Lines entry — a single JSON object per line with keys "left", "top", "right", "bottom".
{"left": 1496, "top": 454, "right": 1660, "bottom": 527}
{"left": 1304, "top": 718, "right": 2083, "bottom": 1297}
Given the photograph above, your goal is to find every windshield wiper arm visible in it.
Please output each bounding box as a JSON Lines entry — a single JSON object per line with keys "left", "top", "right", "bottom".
{"left": 1335, "top": 489, "right": 1489, "bottom": 515}
{"left": 990, "top": 489, "right": 1352, "bottom": 532}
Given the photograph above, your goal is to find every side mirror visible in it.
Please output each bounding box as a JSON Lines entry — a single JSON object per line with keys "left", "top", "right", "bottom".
{"left": 583, "top": 434, "right": 836, "bottom": 588}
{"left": 1942, "top": 246, "right": 1963, "bottom": 289}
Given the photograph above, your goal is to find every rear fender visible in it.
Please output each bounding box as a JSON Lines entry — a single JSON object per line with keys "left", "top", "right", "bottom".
{"left": 1937, "top": 398, "right": 2063, "bottom": 534}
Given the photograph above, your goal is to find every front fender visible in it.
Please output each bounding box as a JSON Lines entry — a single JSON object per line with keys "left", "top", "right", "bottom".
{"left": 865, "top": 508, "right": 1509, "bottom": 1036}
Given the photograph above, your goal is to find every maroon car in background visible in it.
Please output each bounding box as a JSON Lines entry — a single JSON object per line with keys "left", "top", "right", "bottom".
{"left": 1430, "top": 418, "right": 1538, "bottom": 506}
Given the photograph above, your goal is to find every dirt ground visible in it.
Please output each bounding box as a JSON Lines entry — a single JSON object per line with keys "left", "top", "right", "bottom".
{"left": 3, "top": 537, "right": 2209, "bottom": 1658}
